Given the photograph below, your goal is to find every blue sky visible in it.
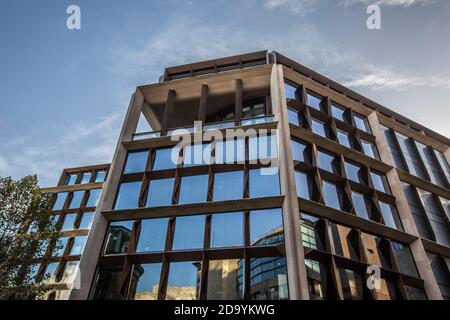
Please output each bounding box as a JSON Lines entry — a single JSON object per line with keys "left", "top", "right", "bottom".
{"left": 0, "top": 0, "right": 449, "bottom": 186}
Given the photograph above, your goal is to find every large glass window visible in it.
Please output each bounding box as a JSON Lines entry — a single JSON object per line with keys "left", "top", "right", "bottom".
{"left": 153, "top": 147, "right": 179, "bottom": 171}
{"left": 66, "top": 174, "right": 77, "bottom": 185}
{"left": 69, "top": 191, "right": 84, "bottom": 209}
{"left": 415, "top": 141, "right": 445, "bottom": 187}
{"left": 213, "top": 171, "right": 243, "bottom": 201}
{"left": 402, "top": 183, "right": 434, "bottom": 240}
{"left": 95, "top": 170, "right": 106, "bottom": 182}
{"left": 53, "top": 237, "right": 69, "bottom": 257}
{"left": 353, "top": 113, "right": 370, "bottom": 132}
{"left": 294, "top": 171, "right": 310, "bottom": 200}
{"left": 248, "top": 135, "right": 277, "bottom": 161}
{"left": 330, "top": 103, "right": 345, "bottom": 122}
{"left": 79, "top": 211, "right": 95, "bottom": 229}
{"left": 91, "top": 267, "right": 124, "bottom": 300}
{"left": 124, "top": 150, "right": 149, "bottom": 174}
{"left": 114, "top": 182, "right": 141, "bottom": 210}
{"left": 361, "top": 233, "right": 390, "bottom": 269}
{"left": 417, "top": 188, "right": 450, "bottom": 246}
{"left": 434, "top": 150, "right": 450, "bottom": 184}
{"left": 146, "top": 178, "right": 174, "bottom": 207}
{"left": 317, "top": 150, "right": 335, "bottom": 173}
{"left": 322, "top": 181, "right": 341, "bottom": 210}
{"left": 306, "top": 92, "right": 322, "bottom": 110}
{"left": 166, "top": 261, "right": 202, "bottom": 300}
{"left": 345, "top": 161, "right": 361, "bottom": 183}
{"left": 284, "top": 81, "right": 297, "bottom": 100}
{"left": 250, "top": 256, "right": 288, "bottom": 300}
{"left": 249, "top": 168, "right": 280, "bottom": 198}
{"left": 339, "top": 269, "right": 363, "bottom": 300}
{"left": 136, "top": 218, "right": 168, "bottom": 252}
{"left": 172, "top": 215, "right": 205, "bottom": 250}
{"left": 250, "top": 208, "right": 284, "bottom": 246}
{"left": 391, "top": 241, "right": 418, "bottom": 278}
{"left": 287, "top": 108, "right": 300, "bottom": 126}
{"left": 61, "top": 213, "right": 77, "bottom": 231}
{"left": 131, "top": 263, "right": 162, "bottom": 300}
{"left": 86, "top": 189, "right": 101, "bottom": 207}
{"left": 43, "top": 262, "right": 59, "bottom": 283}
{"left": 381, "top": 125, "right": 407, "bottom": 170}
{"left": 184, "top": 143, "right": 211, "bottom": 166}
{"left": 207, "top": 259, "right": 243, "bottom": 300}
{"left": 370, "top": 171, "right": 389, "bottom": 193}
{"left": 103, "top": 220, "right": 134, "bottom": 255}
{"left": 70, "top": 236, "right": 87, "bottom": 255}
{"left": 337, "top": 130, "right": 351, "bottom": 148}
{"left": 395, "top": 132, "right": 427, "bottom": 178}
{"left": 178, "top": 175, "right": 208, "bottom": 204}
{"left": 215, "top": 139, "right": 245, "bottom": 164}
{"left": 301, "top": 213, "right": 324, "bottom": 250}
{"left": 427, "top": 252, "right": 450, "bottom": 299}
{"left": 305, "top": 259, "right": 326, "bottom": 300}
{"left": 379, "top": 201, "right": 402, "bottom": 230}
{"left": 291, "top": 139, "right": 307, "bottom": 162}
{"left": 81, "top": 172, "right": 91, "bottom": 184}
{"left": 361, "top": 140, "right": 378, "bottom": 159}
{"left": 53, "top": 192, "right": 68, "bottom": 210}
{"left": 311, "top": 119, "right": 326, "bottom": 138}
{"left": 351, "top": 191, "right": 369, "bottom": 220}
{"left": 210, "top": 212, "right": 243, "bottom": 248}
{"left": 331, "top": 223, "right": 359, "bottom": 260}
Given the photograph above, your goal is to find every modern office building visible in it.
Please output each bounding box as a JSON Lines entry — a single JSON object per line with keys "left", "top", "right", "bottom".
{"left": 32, "top": 51, "right": 450, "bottom": 300}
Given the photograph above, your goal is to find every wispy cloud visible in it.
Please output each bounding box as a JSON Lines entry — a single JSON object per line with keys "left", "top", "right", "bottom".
{"left": 339, "top": 0, "right": 438, "bottom": 7}
{"left": 0, "top": 112, "right": 123, "bottom": 186}
{"left": 343, "top": 64, "right": 450, "bottom": 91}
{"left": 260, "top": 0, "right": 321, "bottom": 15}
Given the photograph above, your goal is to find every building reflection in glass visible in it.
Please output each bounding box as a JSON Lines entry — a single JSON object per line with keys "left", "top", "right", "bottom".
{"left": 166, "top": 261, "right": 202, "bottom": 300}
{"left": 207, "top": 259, "right": 243, "bottom": 300}
{"left": 103, "top": 221, "right": 134, "bottom": 255}
{"left": 129, "top": 263, "right": 162, "bottom": 300}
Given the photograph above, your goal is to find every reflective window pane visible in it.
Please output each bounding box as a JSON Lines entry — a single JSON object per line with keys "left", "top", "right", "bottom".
{"left": 248, "top": 135, "right": 278, "bottom": 161}
{"left": 207, "top": 259, "right": 243, "bottom": 300}
{"left": 131, "top": 263, "right": 162, "bottom": 300}
{"left": 213, "top": 171, "right": 243, "bottom": 201}
{"left": 322, "top": 181, "right": 341, "bottom": 210}
{"left": 391, "top": 241, "right": 418, "bottom": 278}
{"left": 61, "top": 213, "right": 77, "bottom": 231}
{"left": 361, "top": 233, "right": 390, "bottom": 269}
{"left": 184, "top": 143, "right": 211, "bottom": 166}
{"left": 91, "top": 267, "right": 124, "bottom": 300}
{"left": 178, "top": 175, "right": 208, "bottom": 204}
{"left": 137, "top": 218, "right": 168, "bottom": 253}
{"left": 79, "top": 212, "right": 95, "bottom": 229}
{"left": 288, "top": 108, "right": 300, "bottom": 126}
{"left": 307, "top": 92, "right": 322, "bottom": 110}
{"left": 318, "top": 150, "right": 335, "bottom": 173}
{"left": 305, "top": 259, "right": 326, "bottom": 300}
{"left": 345, "top": 161, "right": 361, "bottom": 183}
{"left": 404, "top": 286, "right": 427, "bottom": 300}
{"left": 43, "top": 262, "right": 59, "bottom": 283}
{"left": 70, "top": 236, "right": 87, "bottom": 255}
{"left": 124, "top": 150, "right": 149, "bottom": 174}
{"left": 81, "top": 172, "right": 91, "bottom": 184}
{"left": 337, "top": 130, "right": 351, "bottom": 148}
{"left": 291, "top": 139, "right": 307, "bottom": 162}
{"left": 215, "top": 139, "right": 245, "bottom": 164}
{"left": 60, "top": 261, "right": 79, "bottom": 284}
{"left": 66, "top": 174, "right": 77, "bottom": 185}
{"left": 53, "top": 237, "right": 69, "bottom": 257}
{"left": 146, "top": 178, "right": 174, "bottom": 207}
{"left": 330, "top": 223, "right": 359, "bottom": 260}
{"left": 250, "top": 256, "right": 288, "bottom": 300}
{"left": 103, "top": 220, "right": 134, "bottom": 255}
{"left": 153, "top": 147, "right": 179, "bottom": 171}
{"left": 331, "top": 103, "right": 345, "bottom": 122}
{"left": 95, "top": 170, "right": 106, "bottom": 182}
{"left": 166, "top": 261, "right": 202, "bottom": 300}
{"left": 354, "top": 114, "right": 369, "bottom": 132}
{"left": 351, "top": 191, "right": 369, "bottom": 220}
{"left": 284, "top": 82, "right": 297, "bottom": 100}
{"left": 249, "top": 168, "right": 280, "bottom": 198}
{"left": 210, "top": 212, "right": 243, "bottom": 248}
{"left": 53, "top": 192, "right": 68, "bottom": 210}
{"left": 339, "top": 269, "right": 363, "bottom": 300}
{"left": 301, "top": 213, "right": 324, "bottom": 250}
{"left": 361, "top": 140, "right": 377, "bottom": 159}
{"left": 114, "top": 182, "right": 141, "bottom": 210}
{"left": 311, "top": 119, "right": 326, "bottom": 138}
{"left": 295, "top": 171, "right": 310, "bottom": 200}
{"left": 370, "top": 171, "right": 389, "bottom": 193}
{"left": 69, "top": 191, "right": 84, "bottom": 209}
{"left": 172, "top": 215, "right": 205, "bottom": 250}
{"left": 86, "top": 189, "right": 101, "bottom": 207}
{"left": 379, "top": 201, "right": 402, "bottom": 230}
{"left": 250, "top": 208, "right": 284, "bottom": 246}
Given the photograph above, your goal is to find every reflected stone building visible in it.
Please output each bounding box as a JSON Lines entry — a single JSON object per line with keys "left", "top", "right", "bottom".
{"left": 31, "top": 51, "right": 450, "bottom": 300}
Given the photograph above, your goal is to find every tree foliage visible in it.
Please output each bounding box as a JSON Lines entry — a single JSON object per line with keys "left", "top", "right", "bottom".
{"left": 0, "top": 175, "right": 60, "bottom": 300}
